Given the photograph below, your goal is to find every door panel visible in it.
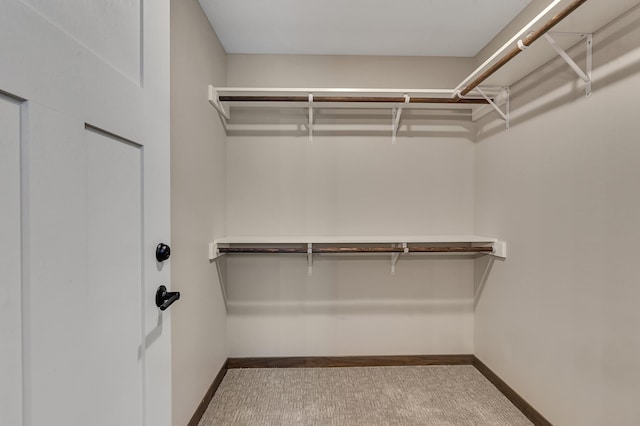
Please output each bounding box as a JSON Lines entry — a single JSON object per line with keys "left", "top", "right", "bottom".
{"left": 0, "top": 1, "right": 144, "bottom": 139}
{"left": 20, "top": 0, "right": 142, "bottom": 83}
{"left": 86, "top": 127, "right": 144, "bottom": 425}
{"left": 26, "top": 105, "right": 93, "bottom": 425}
{"left": 0, "top": 0, "right": 171, "bottom": 424}
{"left": 0, "top": 93, "right": 23, "bottom": 426}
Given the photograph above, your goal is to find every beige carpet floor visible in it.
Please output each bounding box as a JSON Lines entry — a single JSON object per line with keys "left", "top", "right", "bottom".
{"left": 198, "top": 365, "right": 533, "bottom": 425}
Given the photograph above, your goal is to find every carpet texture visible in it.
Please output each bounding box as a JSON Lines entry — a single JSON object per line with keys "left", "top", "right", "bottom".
{"left": 198, "top": 365, "right": 533, "bottom": 425}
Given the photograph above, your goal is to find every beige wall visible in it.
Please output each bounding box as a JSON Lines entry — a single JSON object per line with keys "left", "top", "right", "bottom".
{"left": 225, "top": 55, "right": 478, "bottom": 357}
{"left": 170, "top": 1, "right": 227, "bottom": 425}
{"left": 227, "top": 54, "right": 474, "bottom": 88}
{"left": 474, "top": 7, "right": 640, "bottom": 425}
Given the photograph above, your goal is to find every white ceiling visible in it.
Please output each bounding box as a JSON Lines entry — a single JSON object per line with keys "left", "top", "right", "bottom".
{"left": 199, "top": 0, "right": 532, "bottom": 57}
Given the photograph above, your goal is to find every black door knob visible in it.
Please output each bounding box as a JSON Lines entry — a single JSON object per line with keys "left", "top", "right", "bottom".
{"left": 156, "top": 243, "right": 171, "bottom": 262}
{"left": 156, "top": 285, "right": 180, "bottom": 311}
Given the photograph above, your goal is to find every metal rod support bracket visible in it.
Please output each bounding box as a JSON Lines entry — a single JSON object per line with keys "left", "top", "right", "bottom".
{"left": 544, "top": 33, "right": 593, "bottom": 97}
{"left": 517, "top": 39, "right": 528, "bottom": 51}
{"left": 307, "top": 243, "right": 313, "bottom": 276}
{"left": 490, "top": 241, "right": 508, "bottom": 259}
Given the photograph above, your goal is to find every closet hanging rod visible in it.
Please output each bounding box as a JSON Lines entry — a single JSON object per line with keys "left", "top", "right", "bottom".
{"left": 218, "top": 95, "right": 490, "bottom": 104}
{"left": 218, "top": 246, "right": 494, "bottom": 254}
{"left": 456, "top": 0, "right": 588, "bottom": 98}
{"left": 454, "top": 0, "right": 565, "bottom": 95}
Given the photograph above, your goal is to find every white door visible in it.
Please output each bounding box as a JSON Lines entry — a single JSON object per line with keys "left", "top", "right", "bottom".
{"left": 0, "top": 1, "right": 171, "bottom": 426}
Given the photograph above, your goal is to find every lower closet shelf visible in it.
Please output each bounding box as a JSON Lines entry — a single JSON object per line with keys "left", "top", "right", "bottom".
{"left": 209, "top": 235, "right": 507, "bottom": 275}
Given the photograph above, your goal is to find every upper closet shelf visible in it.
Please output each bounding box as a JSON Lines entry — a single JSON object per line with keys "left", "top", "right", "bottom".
{"left": 210, "top": 0, "right": 600, "bottom": 139}
{"left": 210, "top": 235, "right": 507, "bottom": 275}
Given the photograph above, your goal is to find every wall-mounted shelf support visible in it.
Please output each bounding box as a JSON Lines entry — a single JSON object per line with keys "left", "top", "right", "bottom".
{"left": 308, "top": 94, "right": 314, "bottom": 143}
{"left": 208, "top": 86, "right": 230, "bottom": 121}
{"left": 475, "top": 87, "right": 510, "bottom": 129}
{"left": 391, "top": 95, "right": 410, "bottom": 143}
{"left": 209, "top": 241, "right": 218, "bottom": 260}
{"left": 390, "top": 243, "right": 409, "bottom": 274}
{"left": 307, "top": 243, "right": 313, "bottom": 275}
{"left": 544, "top": 32, "right": 593, "bottom": 97}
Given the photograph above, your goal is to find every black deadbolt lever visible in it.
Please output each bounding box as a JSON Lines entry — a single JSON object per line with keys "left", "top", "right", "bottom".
{"left": 156, "top": 243, "right": 171, "bottom": 262}
{"left": 156, "top": 285, "right": 180, "bottom": 311}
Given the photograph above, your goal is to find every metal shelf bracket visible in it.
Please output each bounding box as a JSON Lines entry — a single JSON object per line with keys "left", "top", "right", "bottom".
{"left": 544, "top": 33, "right": 593, "bottom": 97}
{"left": 475, "top": 87, "right": 510, "bottom": 130}
{"left": 307, "top": 243, "right": 313, "bottom": 275}
{"left": 208, "top": 85, "right": 230, "bottom": 121}
{"left": 308, "top": 94, "right": 314, "bottom": 144}
{"left": 390, "top": 242, "right": 408, "bottom": 274}
{"left": 391, "top": 95, "right": 410, "bottom": 144}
